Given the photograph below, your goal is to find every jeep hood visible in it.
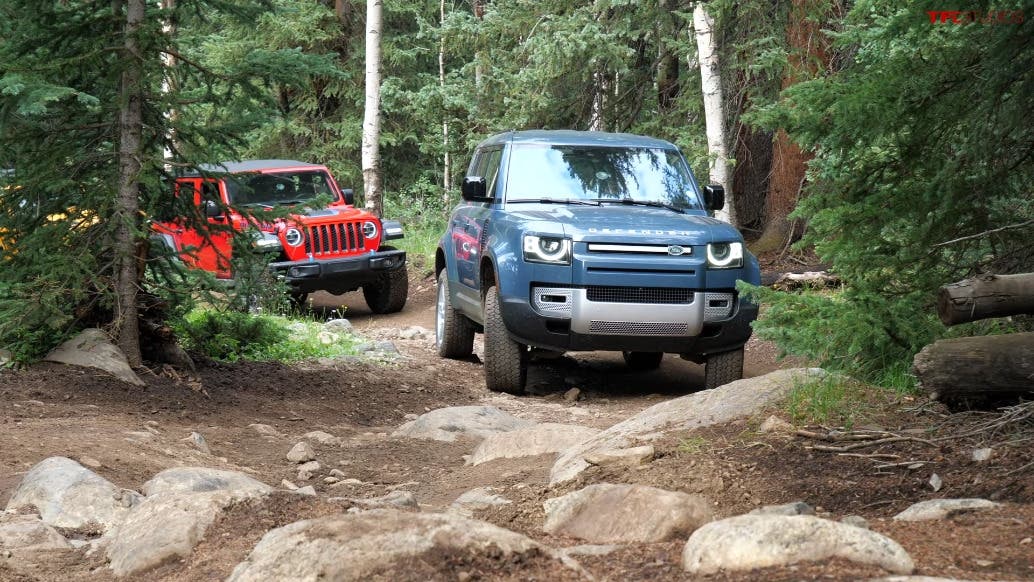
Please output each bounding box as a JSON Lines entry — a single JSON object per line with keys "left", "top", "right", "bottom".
{"left": 507, "top": 204, "right": 742, "bottom": 245}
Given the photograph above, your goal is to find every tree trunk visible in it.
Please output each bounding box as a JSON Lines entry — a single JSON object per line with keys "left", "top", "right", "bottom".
{"left": 589, "top": 69, "right": 606, "bottom": 131}
{"left": 116, "top": 0, "right": 145, "bottom": 367}
{"left": 160, "top": 0, "right": 178, "bottom": 164}
{"left": 656, "top": 0, "right": 679, "bottom": 111}
{"left": 439, "top": 0, "right": 451, "bottom": 201}
{"left": 361, "top": 0, "right": 383, "bottom": 217}
{"left": 938, "top": 273, "right": 1034, "bottom": 326}
{"left": 334, "top": 0, "right": 351, "bottom": 25}
{"left": 913, "top": 333, "right": 1034, "bottom": 402}
{"left": 693, "top": 2, "right": 735, "bottom": 226}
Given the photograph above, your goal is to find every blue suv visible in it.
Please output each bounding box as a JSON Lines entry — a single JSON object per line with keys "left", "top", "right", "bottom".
{"left": 434, "top": 130, "right": 760, "bottom": 394}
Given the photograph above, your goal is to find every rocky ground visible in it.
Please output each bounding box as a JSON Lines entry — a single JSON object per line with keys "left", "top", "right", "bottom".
{"left": 0, "top": 266, "right": 1032, "bottom": 581}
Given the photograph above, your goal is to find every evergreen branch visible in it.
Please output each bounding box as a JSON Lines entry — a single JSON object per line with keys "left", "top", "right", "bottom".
{"left": 933, "top": 219, "right": 1034, "bottom": 248}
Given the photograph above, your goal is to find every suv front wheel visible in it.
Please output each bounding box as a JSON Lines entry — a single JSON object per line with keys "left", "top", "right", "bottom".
{"left": 483, "top": 284, "right": 527, "bottom": 394}
{"left": 704, "top": 348, "right": 744, "bottom": 390}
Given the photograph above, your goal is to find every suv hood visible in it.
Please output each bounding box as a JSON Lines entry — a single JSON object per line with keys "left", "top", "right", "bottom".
{"left": 508, "top": 204, "right": 743, "bottom": 245}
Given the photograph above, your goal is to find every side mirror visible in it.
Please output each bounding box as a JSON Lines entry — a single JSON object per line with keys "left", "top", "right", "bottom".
{"left": 341, "top": 188, "right": 355, "bottom": 206}
{"left": 204, "top": 199, "right": 223, "bottom": 218}
{"left": 461, "top": 176, "right": 488, "bottom": 201}
{"left": 703, "top": 184, "right": 725, "bottom": 212}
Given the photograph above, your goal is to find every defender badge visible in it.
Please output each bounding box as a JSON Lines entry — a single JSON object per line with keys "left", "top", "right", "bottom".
{"left": 667, "top": 245, "right": 686, "bottom": 256}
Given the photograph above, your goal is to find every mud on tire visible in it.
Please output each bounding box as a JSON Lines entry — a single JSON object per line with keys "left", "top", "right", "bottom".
{"left": 483, "top": 285, "right": 527, "bottom": 394}
{"left": 435, "top": 269, "right": 475, "bottom": 358}
{"left": 704, "top": 348, "right": 744, "bottom": 390}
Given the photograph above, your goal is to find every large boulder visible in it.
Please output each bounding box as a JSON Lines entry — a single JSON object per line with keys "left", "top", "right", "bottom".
{"left": 106, "top": 489, "right": 265, "bottom": 577}
{"left": 892, "top": 498, "right": 1000, "bottom": 522}
{"left": 550, "top": 368, "right": 824, "bottom": 484}
{"left": 227, "top": 509, "right": 576, "bottom": 581}
{"left": 543, "top": 483, "right": 712, "bottom": 543}
{"left": 5, "top": 457, "right": 138, "bottom": 532}
{"left": 141, "top": 467, "right": 273, "bottom": 497}
{"left": 0, "top": 513, "right": 73, "bottom": 558}
{"left": 392, "top": 406, "right": 535, "bottom": 442}
{"left": 43, "top": 328, "right": 144, "bottom": 386}
{"left": 468, "top": 423, "right": 599, "bottom": 466}
{"left": 682, "top": 514, "right": 914, "bottom": 575}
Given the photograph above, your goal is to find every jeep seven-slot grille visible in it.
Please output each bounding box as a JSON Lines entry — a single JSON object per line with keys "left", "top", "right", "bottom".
{"left": 585, "top": 286, "right": 694, "bottom": 304}
{"left": 304, "top": 222, "right": 365, "bottom": 255}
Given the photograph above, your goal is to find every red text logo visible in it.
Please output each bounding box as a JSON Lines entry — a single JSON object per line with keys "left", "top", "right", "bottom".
{"left": 927, "top": 10, "right": 1024, "bottom": 24}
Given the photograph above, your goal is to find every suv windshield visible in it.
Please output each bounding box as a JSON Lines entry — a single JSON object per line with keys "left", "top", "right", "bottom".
{"left": 225, "top": 170, "right": 338, "bottom": 206}
{"left": 504, "top": 144, "right": 701, "bottom": 210}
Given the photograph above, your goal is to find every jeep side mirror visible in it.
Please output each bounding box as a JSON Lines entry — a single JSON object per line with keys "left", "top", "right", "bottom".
{"left": 703, "top": 184, "right": 725, "bottom": 212}
{"left": 204, "top": 199, "right": 223, "bottom": 218}
{"left": 342, "top": 188, "right": 355, "bottom": 206}
{"left": 461, "top": 176, "right": 488, "bottom": 201}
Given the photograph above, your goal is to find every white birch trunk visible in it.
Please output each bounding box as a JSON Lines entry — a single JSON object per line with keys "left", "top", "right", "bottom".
{"left": 693, "top": 2, "right": 735, "bottom": 225}
{"left": 362, "top": 0, "right": 384, "bottom": 217}
{"left": 589, "top": 70, "right": 605, "bottom": 131}
{"left": 439, "top": 0, "right": 451, "bottom": 200}
{"left": 160, "top": 0, "right": 177, "bottom": 166}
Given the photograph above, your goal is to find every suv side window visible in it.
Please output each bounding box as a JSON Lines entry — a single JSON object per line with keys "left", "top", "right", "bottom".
{"left": 480, "top": 148, "right": 503, "bottom": 199}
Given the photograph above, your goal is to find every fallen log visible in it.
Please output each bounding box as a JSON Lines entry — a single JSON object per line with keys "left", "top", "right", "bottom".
{"left": 913, "top": 332, "right": 1034, "bottom": 403}
{"left": 937, "top": 273, "right": 1034, "bottom": 326}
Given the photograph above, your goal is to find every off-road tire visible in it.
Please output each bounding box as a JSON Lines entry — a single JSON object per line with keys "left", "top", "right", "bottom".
{"left": 704, "top": 348, "right": 744, "bottom": 390}
{"left": 622, "top": 351, "right": 664, "bottom": 371}
{"left": 363, "top": 265, "right": 408, "bottom": 314}
{"left": 435, "top": 269, "right": 475, "bottom": 358}
{"left": 483, "top": 285, "right": 527, "bottom": 394}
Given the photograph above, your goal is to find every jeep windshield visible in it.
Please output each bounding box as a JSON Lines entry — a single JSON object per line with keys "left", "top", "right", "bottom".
{"left": 225, "top": 170, "right": 338, "bottom": 207}
{"left": 503, "top": 144, "right": 702, "bottom": 211}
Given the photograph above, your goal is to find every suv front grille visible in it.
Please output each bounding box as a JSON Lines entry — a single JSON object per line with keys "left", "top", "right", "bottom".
{"left": 305, "top": 222, "right": 365, "bottom": 256}
{"left": 586, "top": 286, "right": 694, "bottom": 304}
{"left": 589, "top": 321, "right": 689, "bottom": 335}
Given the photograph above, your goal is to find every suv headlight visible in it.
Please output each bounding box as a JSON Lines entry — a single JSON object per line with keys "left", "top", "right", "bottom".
{"left": 362, "top": 220, "right": 378, "bottom": 239}
{"left": 706, "top": 242, "right": 743, "bottom": 268}
{"left": 523, "top": 235, "right": 571, "bottom": 265}
{"left": 284, "top": 227, "right": 305, "bottom": 247}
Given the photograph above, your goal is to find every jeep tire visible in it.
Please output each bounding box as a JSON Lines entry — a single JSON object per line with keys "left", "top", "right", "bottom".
{"left": 622, "top": 351, "right": 663, "bottom": 371}
{"left": 435, "top": 268, "right": 475, "bottom": 358}
{"left": 704, "top": 348, "right": 744, "bottom": 390}
{"left": 363, "top": 262, "right": 408, "bottom": 314}
{"left": 483, "top": 284, "right": 527, "bottom": 394}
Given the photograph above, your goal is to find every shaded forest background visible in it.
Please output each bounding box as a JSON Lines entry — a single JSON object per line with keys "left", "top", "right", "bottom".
{"left": 0, "top": 0, "right": 1031, "bottom": 388}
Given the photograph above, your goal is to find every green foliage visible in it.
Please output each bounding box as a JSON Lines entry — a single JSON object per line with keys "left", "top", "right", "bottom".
{"left": 746, "top": 0, "right": 1034, "bottom": 385}
{"left": 785, "top": 375, "right": 878, "bottom": 428}
{"left": 175, "top": 309, "right": 357, "bottom": 362}
{"left": 383, "top": 178, "right": 451, "bottom": 273}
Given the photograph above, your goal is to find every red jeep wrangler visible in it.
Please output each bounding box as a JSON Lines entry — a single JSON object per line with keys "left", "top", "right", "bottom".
{"left": 152, "top": 160, "right": 408, "bottom": 313}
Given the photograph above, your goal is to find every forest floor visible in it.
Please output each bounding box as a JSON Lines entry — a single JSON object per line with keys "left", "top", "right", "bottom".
{"left": 0, "top": 255, "right": 1032, "bottom": 581}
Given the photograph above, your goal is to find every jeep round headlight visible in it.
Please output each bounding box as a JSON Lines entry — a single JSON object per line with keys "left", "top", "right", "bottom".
{"left": 284, "top": 227, "right": 304, "bottom": 247}
{"left": 362, "top": 220, "right": 378, "bottom": 239}
{"left": 706, "top": 242, "right": 743, "bottom": 268}
{"left": 523, "top": 235, "right": 572, "bottom": 265}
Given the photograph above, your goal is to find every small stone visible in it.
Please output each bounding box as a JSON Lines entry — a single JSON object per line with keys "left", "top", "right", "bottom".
{"left": 297, "top": 461, "right": 321, "bottom": 481}
{"left": 329, "top": 469, "right": 346, "bottom": 478}
{"left": 399, "top": 326, "right": 430, "bottom": 340}
{"left": 333, "top": 479, "right": 364, "bottom": 486}
{"left": 249, "top": 423, "right": 281, "bottom": 437}
{"left": 929, "top": 473, "right": 942, "bottom": 492}
{"left": 79, "top": 456, "right": 102, "bottom": 469}
{"left": 324, "top": 477, "right": 339, "bottom": 484}
{"left": 295, "top": 486, "right": 316, "bottom": 496}
{"left": 893, "top": 498, "right": 1000, "bottom": 521}
{"left": 184, "top": 431, "right": 211, "bottom": 455}
{"left": 758, "top": 415, "right": 794, "bottom": 434}
{"left": 324, "top": 319, "right": 353, "bottom": 334}
{"left": 281, "top": 480, "right": 299, "bottom": 491}
{"left": 971, "top": 448, "right": 993, "bottom": 462}
{"left": 975, "top": 559, "right": 994, "bottom": 567}
{"left": 303, "top": 431, "right": 342, "bottom": 447}
{"left": 584, "top": 445, "right": 654, "bottom": 467}
{"left": 286, "top": 442, "right": 316, "bottom": 463}
{"left": 840, "top": 515, "right": 869, "bottom": 529}
{"left": 564, "top": 388, "right": 581, "bottom": 402}
{"left": 317, "top": 331, "right": 341, "bottom": 345}
{"left": 403, "top": 414, "right": 419, "bottom": 421}
{"left": 1020, "top": 537, "right": 1032, "bottom": 545}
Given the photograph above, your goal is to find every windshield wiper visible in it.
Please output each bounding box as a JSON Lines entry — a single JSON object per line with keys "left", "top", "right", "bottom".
{"left": 588, "top": 198, "right": 686, "bottom": 214}
{"left": 507, "top": 198, "right": 602, "bottom": 206}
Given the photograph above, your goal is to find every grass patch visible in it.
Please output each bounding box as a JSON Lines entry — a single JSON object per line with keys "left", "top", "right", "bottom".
{"left": 384, "top": 185, "right": 450, "bottom": 276}
{"left": 785, "top": 375, "right": 876, "bottom": 428}
{"left": 175, "top": 309, "right": 359, "bottom": 362}
{"left": 676, "top": 435, "right": 709, "bottom": 454}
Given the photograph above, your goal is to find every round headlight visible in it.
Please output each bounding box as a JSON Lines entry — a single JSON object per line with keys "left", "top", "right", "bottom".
{"left": 710, "top": 243, "right": 730, "bottom": 261}
{"left": 284, "top": 227, "right": 304, "bottom": 247}
{"left": 362, "top": 220, "right": 378, "bottom": 239}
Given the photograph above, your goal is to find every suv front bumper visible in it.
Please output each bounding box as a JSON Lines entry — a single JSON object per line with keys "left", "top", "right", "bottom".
{"left": 269, "top": 249, "right": 406, "bottom": 294}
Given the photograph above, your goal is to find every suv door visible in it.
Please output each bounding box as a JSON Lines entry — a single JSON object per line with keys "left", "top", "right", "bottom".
{"left": 175, "top": 179, "right": 234, "bottom": 279}
{"left": 450, "top": 146, "right": 502, "bottom": 320}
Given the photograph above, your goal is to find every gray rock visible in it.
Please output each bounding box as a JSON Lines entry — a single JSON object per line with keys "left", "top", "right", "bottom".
{"left": 467, "top": 423, "right": 599, "bottom": 466}
{"left": 287, "top": 441, "right": 317, "bottom": 462}
{"left": 227, "top": 509, "right": 574, "bottom": 582}
{"left": 551, "top": 368, "right": 825, "bottom": 484}
{"left": 749, "top": 501, "right": 815, "bottom": 517}
{"left": 971, "top": 448, "right": 993, "bottom": 462}
{"left": 583, "top": 445, "right": 655, "bottom": 467}
{"left": 303, "top": 431, "right": 343, "bottom": 446}
{"left": 43, "top": 328, "right": 144, "bottom": 386}
{"left": 106, "top": 490, "right": 263, "bottom": 577}
{"left": 323, "top": 319, "right": 354, "bottom": 334}
{"left": 682, "top": 514, "right": 914, "bottom": 575}
{"left": 841, "top": 515, "right": 870, "bottom": 529}
{"left": 564, "top": 387, "right": 581, "bottom": 402}
{"left": 352, "top": 490, "right": 418, "bottom": 510}
{"left": 0, "top": 348, "right": 12, "bottom": 367}
{"left": 0, "top": 514, "right": 73, "bottom": 558}
{"left": 543, "top": 483, "right": 713, "bottom": 544}
{"left": 79, "top": 456, "right": 102, "bottom": 469}
{"left": 185, "top": 431, "right": 211, "bottom": 455}
{"left": 759, "top": 415, "right": 794, "bottom": 434}
{"left": 281, "top": 480, "right": 299, "bottom": 491}
{"left": 892, "top": 498, "right": 1000, "bottom": 522}
{"left": 141, "top": 467, "right": 272, "bottom": 497}
{"left": 329, "top": 469, "right": 346, "bottom": 478}
{"left": 392, "top": 406, "right": 535, "bottom": 443}
{"left": 298, "top": 461, "right": 321, "bottom": 481}
{"left": 5, "top": 457, "right": 136, "bottom": 532}
{"left": 248, "top": 423, "right": 282, "bottom": 437}
{"left": 317, "top": 331, "right": 341, "bottom": 345}
{"left": 295, "top": 486, "right": 317, "bottom": 497}
{"left": 399, "top": 326, "right": 430, "bottom": 340}
{"left": 450, "top": 487, "right": 511, "bottom": 517}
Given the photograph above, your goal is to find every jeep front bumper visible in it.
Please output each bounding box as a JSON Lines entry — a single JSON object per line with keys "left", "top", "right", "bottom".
{"left": 269, "top": 249, "right": 406, "bottom": 294}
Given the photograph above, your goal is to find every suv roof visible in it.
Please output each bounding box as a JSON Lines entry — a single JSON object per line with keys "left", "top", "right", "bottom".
{"left": 184, "top": 160, "right": 324, "bottom": 176}
{"left": 477, "top": 130, "right": 677, "bottom": 150}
